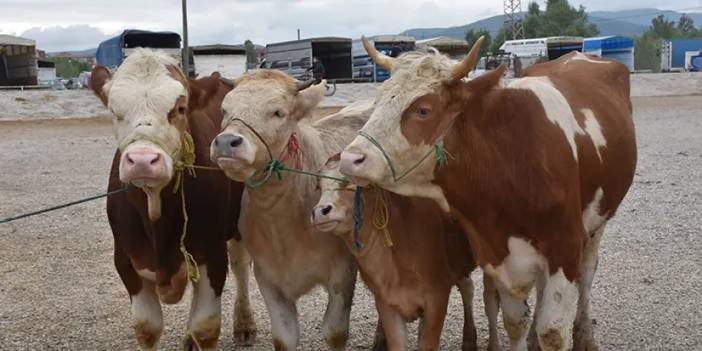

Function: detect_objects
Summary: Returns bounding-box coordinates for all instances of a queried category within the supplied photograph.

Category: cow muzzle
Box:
[121,147,171,187]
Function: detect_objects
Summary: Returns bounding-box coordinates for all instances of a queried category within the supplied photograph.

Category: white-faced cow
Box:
[90,49,256,350]
[209,69,373,350]
[311,157,501,351]
[340,37,636,351]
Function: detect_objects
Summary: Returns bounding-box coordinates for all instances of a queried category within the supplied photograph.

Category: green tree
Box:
[465,28,492,57]
[650,15,677,39]
[244,39,258,66]
[676,14,698,38]
[49,57,91,78]
[634,31,661,72]
[522,0,599,38]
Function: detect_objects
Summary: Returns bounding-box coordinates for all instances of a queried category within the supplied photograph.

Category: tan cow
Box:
[209,69,373,350]
[339,37,637,351]
[90,49,256,350]
[311,157,501,351]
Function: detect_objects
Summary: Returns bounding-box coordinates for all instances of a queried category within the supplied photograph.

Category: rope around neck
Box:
[357,131,452,183]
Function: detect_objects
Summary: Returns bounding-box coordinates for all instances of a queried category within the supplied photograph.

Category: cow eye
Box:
[178,106,187,114]
[274,110,286,118]
[417,107,431,118]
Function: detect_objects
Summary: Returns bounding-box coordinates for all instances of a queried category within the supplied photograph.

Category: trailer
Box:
[264,37,352,81]
[192,44,247,78]
[352,35,415,82]
[499,36,583,69]
[583,36,635,72]
[95,30,190,74]
[661,39,702,72]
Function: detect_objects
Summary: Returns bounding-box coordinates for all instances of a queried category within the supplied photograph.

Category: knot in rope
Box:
[247,159,285,188]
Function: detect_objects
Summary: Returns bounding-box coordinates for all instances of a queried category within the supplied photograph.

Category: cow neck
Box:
[245,125,317,212]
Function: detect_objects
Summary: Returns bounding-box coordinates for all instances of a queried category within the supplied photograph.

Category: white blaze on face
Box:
[342,53,456,210]
[509,77,585,161]
[214,76,325,182]
[581,109,607,163]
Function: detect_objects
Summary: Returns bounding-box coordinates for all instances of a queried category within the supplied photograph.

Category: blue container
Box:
[668,39,702,69]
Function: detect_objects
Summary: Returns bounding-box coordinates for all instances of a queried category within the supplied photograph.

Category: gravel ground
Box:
[0,95,701,350]
[1,72,700,120]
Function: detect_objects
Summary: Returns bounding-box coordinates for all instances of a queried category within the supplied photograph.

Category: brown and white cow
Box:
[339,37,637,350]
[311,157,500,351]
[90,49,256,350]
[209,69,372,350]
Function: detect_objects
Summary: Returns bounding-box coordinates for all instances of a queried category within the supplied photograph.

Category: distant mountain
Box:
[48,48,96,58]
[401,8,702,40]
[590,8,702,27]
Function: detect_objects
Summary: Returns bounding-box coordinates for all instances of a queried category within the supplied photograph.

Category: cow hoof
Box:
[234,329,257,347]
[461,342,479,351]
[182,335,195,351]
[573,337,598,351]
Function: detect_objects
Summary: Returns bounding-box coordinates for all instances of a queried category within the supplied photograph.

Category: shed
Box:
[264,37,352,80]
[192,44,247,78]
[352,35,415,82]
[0,34,38,86]
[37,60,56,83]
[583,36,635,72]
[416,36,469,59]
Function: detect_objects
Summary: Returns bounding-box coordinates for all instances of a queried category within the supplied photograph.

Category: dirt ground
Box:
[0,95,701,350]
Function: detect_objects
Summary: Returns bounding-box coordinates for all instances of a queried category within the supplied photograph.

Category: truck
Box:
[352,35,415,82]
[95,30,192,75]
[263,37,352,81]
[661,39,702,72]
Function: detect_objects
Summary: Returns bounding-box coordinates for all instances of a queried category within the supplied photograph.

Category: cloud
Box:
[1,0,700,52]
[20,25,115,52]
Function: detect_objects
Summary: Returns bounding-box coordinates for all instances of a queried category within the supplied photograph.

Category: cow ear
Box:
[464,64,506,95]
[293,80,326,119]
[90,66,111,106]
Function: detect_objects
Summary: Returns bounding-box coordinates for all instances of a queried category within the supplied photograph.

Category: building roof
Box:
[0,34,36,46]
[370,35,415,43]
[267,37,351,48]
[191,44,246,55]
[416,36,469,49]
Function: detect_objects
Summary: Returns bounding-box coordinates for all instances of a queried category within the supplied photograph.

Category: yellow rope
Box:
[172,131,200,284]
[370,186,393,248]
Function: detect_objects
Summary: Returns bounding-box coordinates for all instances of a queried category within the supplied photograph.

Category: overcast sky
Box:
[1,0,700,51]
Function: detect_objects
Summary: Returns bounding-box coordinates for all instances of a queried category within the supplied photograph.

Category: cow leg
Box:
[321,259,357,350]
[456,278,478,351]
[572,224,605,351]
[417,292,450,351]
[129,279,164,350]
[483,274,501,351]
[227,239,257,345]
[376,299,408,351]
[115,243,163,351]
[497,284,532,351]
[255,265,299,351]
[527,275,545,351]
[372,318,388,351]
[184,264,223,351]
[535,269,579,351]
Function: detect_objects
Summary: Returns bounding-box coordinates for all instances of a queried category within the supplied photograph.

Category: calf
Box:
[209,70,373,350]
[90,49,256,350]
[311,158,500,351]
[340,38,636,350]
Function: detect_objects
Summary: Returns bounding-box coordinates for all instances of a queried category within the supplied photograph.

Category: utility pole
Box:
[181,0,190,76]
[297,29,301,41]
[504,0,525,40]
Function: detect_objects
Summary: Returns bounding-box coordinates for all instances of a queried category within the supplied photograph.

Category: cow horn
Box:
[220,77,236,88]
[361,35,394,71]
[297,78,316,91]
[451,36,486,81]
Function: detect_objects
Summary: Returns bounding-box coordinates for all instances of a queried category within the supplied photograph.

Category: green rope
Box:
[246,158,348,189]
[357,131,453,183]
[0,185,135,225]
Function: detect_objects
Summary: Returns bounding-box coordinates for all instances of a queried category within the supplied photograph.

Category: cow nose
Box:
[125,151,161,166]
[340,151,367,173]
[214,133,243,156]
[321,205,333,215]
[122,150,167,183]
